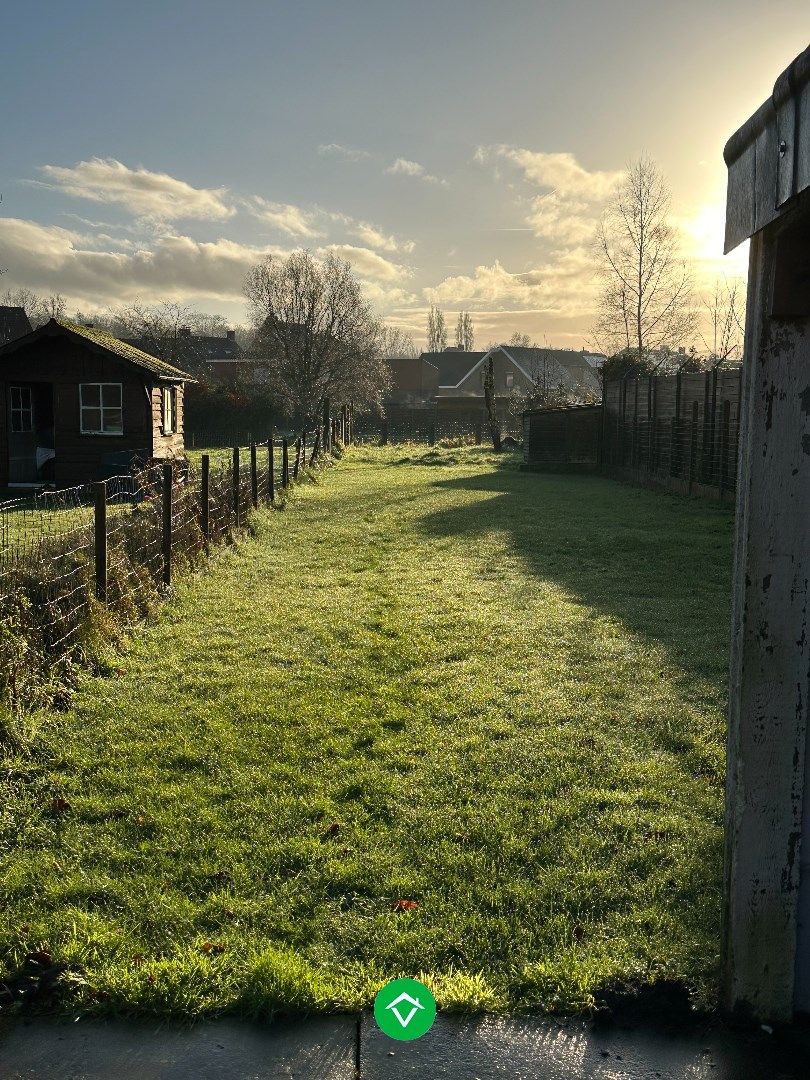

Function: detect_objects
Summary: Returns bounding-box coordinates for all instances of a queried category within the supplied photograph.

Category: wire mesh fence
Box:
[523,369,742,499]
[0,433,335,711]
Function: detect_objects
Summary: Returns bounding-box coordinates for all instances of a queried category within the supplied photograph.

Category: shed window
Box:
[80,383,123,434]
[10,386,33,432]
[162,386,177,434]
[505,371,515,389]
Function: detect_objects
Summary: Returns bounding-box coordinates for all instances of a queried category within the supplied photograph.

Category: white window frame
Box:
[162,386,177,435]
[79,382,123,435]
[9,385,34,433]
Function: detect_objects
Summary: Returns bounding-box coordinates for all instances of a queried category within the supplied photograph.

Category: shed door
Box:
[8,385,38,483]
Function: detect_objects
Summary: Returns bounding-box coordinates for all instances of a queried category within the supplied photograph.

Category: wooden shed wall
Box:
[0,337,177,486]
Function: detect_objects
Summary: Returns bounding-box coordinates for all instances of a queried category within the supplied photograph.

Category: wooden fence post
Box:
[268,434,275,503]
[293,437,302,479]
[309,428,321,466]
[687,400,699,494]
[162,460,173,587]
[232,446,240,530]
[250,442,258,509]
[428,422,436,447]
[718,399,731,499]
[671,370,683,477]
[200,454,210,552]
[322,397,331,454]
[93,480,107,603]
[282,438,289,487]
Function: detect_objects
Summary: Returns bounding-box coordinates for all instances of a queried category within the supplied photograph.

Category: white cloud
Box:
[425,249,599,320]
[476,146,622,247]
[0,216,286,307]
[37,158,235,222]
[316,244,410,282]
[487,147,622,200]
[317,143,371,161]
[248,197,323,238]
[385,158,448,186]
[327,213,415,254]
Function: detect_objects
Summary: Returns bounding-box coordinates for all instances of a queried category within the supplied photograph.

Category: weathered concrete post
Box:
[722,43,810,1022]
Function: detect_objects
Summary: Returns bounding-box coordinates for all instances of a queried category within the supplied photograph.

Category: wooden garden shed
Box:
[0,319,194,489]
[722,42,810,1021]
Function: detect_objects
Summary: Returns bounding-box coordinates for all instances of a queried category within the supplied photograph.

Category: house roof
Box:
[420,350,487,386]
[0,306,33,346]
[123,332,242,362]
[0,319,195,381]
[497,346,600,386]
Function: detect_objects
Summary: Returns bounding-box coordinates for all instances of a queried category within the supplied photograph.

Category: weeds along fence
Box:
[0,429,335,712]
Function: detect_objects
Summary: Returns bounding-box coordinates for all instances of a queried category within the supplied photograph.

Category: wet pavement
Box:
[1,1012,809,1078]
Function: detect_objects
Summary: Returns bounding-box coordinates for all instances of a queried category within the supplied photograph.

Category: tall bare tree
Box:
[426,305,447,352]
[244,250,389,421]
[591,157,696,360]
[701,277,745,365]
[455,311,475,351]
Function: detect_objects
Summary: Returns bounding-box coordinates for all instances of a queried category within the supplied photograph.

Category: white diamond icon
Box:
[385,991,425,1029]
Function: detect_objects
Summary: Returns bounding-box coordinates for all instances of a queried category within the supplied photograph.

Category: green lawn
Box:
[0,445,734,1018]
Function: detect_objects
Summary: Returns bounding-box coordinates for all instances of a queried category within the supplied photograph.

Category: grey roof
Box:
[499,346,600,386]
[724,42,810,251]
[0,319,195,381]
[420,350,487,386]
[0,306,33,346]
[123,333,242,362]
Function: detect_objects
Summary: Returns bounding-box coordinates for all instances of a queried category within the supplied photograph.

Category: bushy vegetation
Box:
[0,446,733,1018]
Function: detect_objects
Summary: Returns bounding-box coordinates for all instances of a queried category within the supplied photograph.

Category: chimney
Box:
[178,326,192,337]
[226,330,236,340]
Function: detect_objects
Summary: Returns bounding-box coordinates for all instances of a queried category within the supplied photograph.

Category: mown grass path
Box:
[0,446,734,1017]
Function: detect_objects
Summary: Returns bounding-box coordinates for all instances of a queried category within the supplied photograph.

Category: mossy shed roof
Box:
[0,318,196,382]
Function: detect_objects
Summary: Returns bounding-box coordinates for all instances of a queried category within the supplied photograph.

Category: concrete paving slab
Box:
[360,1012,810,1079]
[0,1016,358,1080]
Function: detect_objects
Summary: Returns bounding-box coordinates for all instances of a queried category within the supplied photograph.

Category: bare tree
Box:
[507,331,533,348]
[591,157,696,360]
[378,325,418,359]
[701,277,745,365]
[426,305,447,352]
[455,311,475,351]
[2,288,67,327]
[244,250,389,421]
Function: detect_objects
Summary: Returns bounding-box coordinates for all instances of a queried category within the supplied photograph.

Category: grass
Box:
[0,445,734,1018]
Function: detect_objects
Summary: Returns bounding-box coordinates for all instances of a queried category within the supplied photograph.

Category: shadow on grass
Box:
[418,462,735,692]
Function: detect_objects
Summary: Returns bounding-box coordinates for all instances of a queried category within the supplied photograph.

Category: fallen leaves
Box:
[393,899,418,912]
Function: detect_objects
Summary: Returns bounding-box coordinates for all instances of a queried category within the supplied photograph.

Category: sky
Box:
[0,1,807,350]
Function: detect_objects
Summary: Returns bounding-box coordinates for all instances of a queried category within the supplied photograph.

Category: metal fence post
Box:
[162,460,173,587]
[93,480,107,603]
[250,442,258,509]
[200,454,210,553]
[232,446,240,530]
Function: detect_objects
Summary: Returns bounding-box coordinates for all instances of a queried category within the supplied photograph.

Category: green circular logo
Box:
[373,978,437,1041]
